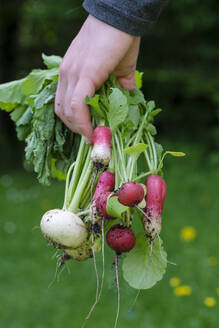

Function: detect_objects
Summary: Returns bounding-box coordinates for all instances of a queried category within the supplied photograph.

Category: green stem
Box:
[66,137,87,207]
[62,161,76,210]
[68,147,92,213]
[76,209,90,217]
[133,169,158,182]
[147,132,158,170]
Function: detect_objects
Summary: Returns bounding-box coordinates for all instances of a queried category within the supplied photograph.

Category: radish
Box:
[91,126,112,168]
[65,241,92,261]
[90,171,115,221]
[40,209,88,249]
[106,224,136,328]
[118,181,145,207]
[95,191,117,220]
[92,170,115,201]
[106,224,136,254]
[143,175,166,240]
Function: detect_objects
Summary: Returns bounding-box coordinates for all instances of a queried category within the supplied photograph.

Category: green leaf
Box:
[135,71,143,89]
[127,88,145,105]
[124,143,148,158]
[146,100,155,112]
[107,88,129,131]
[34,81,57,109]
[86,95,105,118]
[155,142,163,162]
[42,53,62,69]
[0,78,26,111]
[10,105,27,122]
[21,68,58,96]
[51,158,67,181]
[165,151,186,157]
[151,108,162,117]
[122,234,167,290]
[106,196,129,219]
[146,123,157,135]
[16,125,31,141]
[125,105,140,129]
[17,106,33,126]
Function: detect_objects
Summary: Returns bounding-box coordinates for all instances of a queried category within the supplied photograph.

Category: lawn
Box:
[0,143,218,328]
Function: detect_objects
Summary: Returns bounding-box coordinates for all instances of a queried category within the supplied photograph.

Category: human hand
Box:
[55,15,140,143]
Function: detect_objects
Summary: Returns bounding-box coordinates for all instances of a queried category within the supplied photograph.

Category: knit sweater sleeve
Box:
[83,0,167,36]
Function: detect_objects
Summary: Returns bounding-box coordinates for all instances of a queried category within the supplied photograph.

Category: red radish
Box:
[118,181,144,207]
[91,126,112,168]
[95,191,117,220]
[106,224,136,254]
[106,224,136,328]
[143,174,166,240]
[92,171,115,201]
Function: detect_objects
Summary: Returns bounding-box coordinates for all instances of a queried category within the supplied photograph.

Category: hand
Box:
[55,15,140,143]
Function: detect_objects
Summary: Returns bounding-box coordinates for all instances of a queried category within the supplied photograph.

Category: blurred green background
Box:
[0,0,219,327]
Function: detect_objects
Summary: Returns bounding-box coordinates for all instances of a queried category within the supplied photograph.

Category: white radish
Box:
[40,209,88,249]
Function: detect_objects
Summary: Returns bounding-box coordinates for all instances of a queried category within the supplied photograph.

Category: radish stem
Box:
[114,254,120,328]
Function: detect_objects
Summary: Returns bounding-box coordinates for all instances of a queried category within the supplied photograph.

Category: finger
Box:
[117,71,137,90]
[54,64,69,118]
[63,78,95,144]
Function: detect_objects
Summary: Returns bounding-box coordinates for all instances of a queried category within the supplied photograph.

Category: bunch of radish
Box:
[39,75,184,328]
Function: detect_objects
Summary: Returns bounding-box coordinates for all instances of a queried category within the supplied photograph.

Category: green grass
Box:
[0,146,219,328]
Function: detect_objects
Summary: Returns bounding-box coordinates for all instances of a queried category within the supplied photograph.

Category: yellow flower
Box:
[204,297,216,307]
[174,285,192,296]
[216,288,219,296]
[208,256,218,267]
[169,277,181,287]
[180,226,197,242]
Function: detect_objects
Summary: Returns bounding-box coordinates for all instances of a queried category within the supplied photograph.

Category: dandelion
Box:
[216,288,219,296]
[208,256,218,267]
[204,297,216,307]
[180,226,196,242]
[174,285,192,296]
[169,277,181,287]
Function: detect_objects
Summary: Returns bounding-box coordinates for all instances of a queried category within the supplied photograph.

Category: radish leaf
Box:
[107,88,129,131]
[106,196,129,219]
[122,234,167,289]
[124,143,148,158]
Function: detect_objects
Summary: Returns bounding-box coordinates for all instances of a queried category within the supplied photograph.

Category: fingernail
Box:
[83,135,90,145]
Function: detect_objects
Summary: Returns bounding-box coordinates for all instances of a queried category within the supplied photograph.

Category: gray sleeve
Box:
[82,0,167,36]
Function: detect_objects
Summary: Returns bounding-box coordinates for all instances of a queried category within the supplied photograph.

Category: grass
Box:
[0,144,219,328]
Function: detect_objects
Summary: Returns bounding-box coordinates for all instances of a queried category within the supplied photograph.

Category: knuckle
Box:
[70,98,80,111]
[59,61,69,77]
[64,111,73,123]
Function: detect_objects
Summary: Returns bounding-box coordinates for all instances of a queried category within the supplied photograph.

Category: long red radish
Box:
[92,171,115,201]
[143,174,166,240]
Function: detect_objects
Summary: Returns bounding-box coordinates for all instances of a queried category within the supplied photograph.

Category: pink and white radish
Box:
[40,209,88,249]
[91,126,112,168]
[118,181,145,207]
[143,174,166,240]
